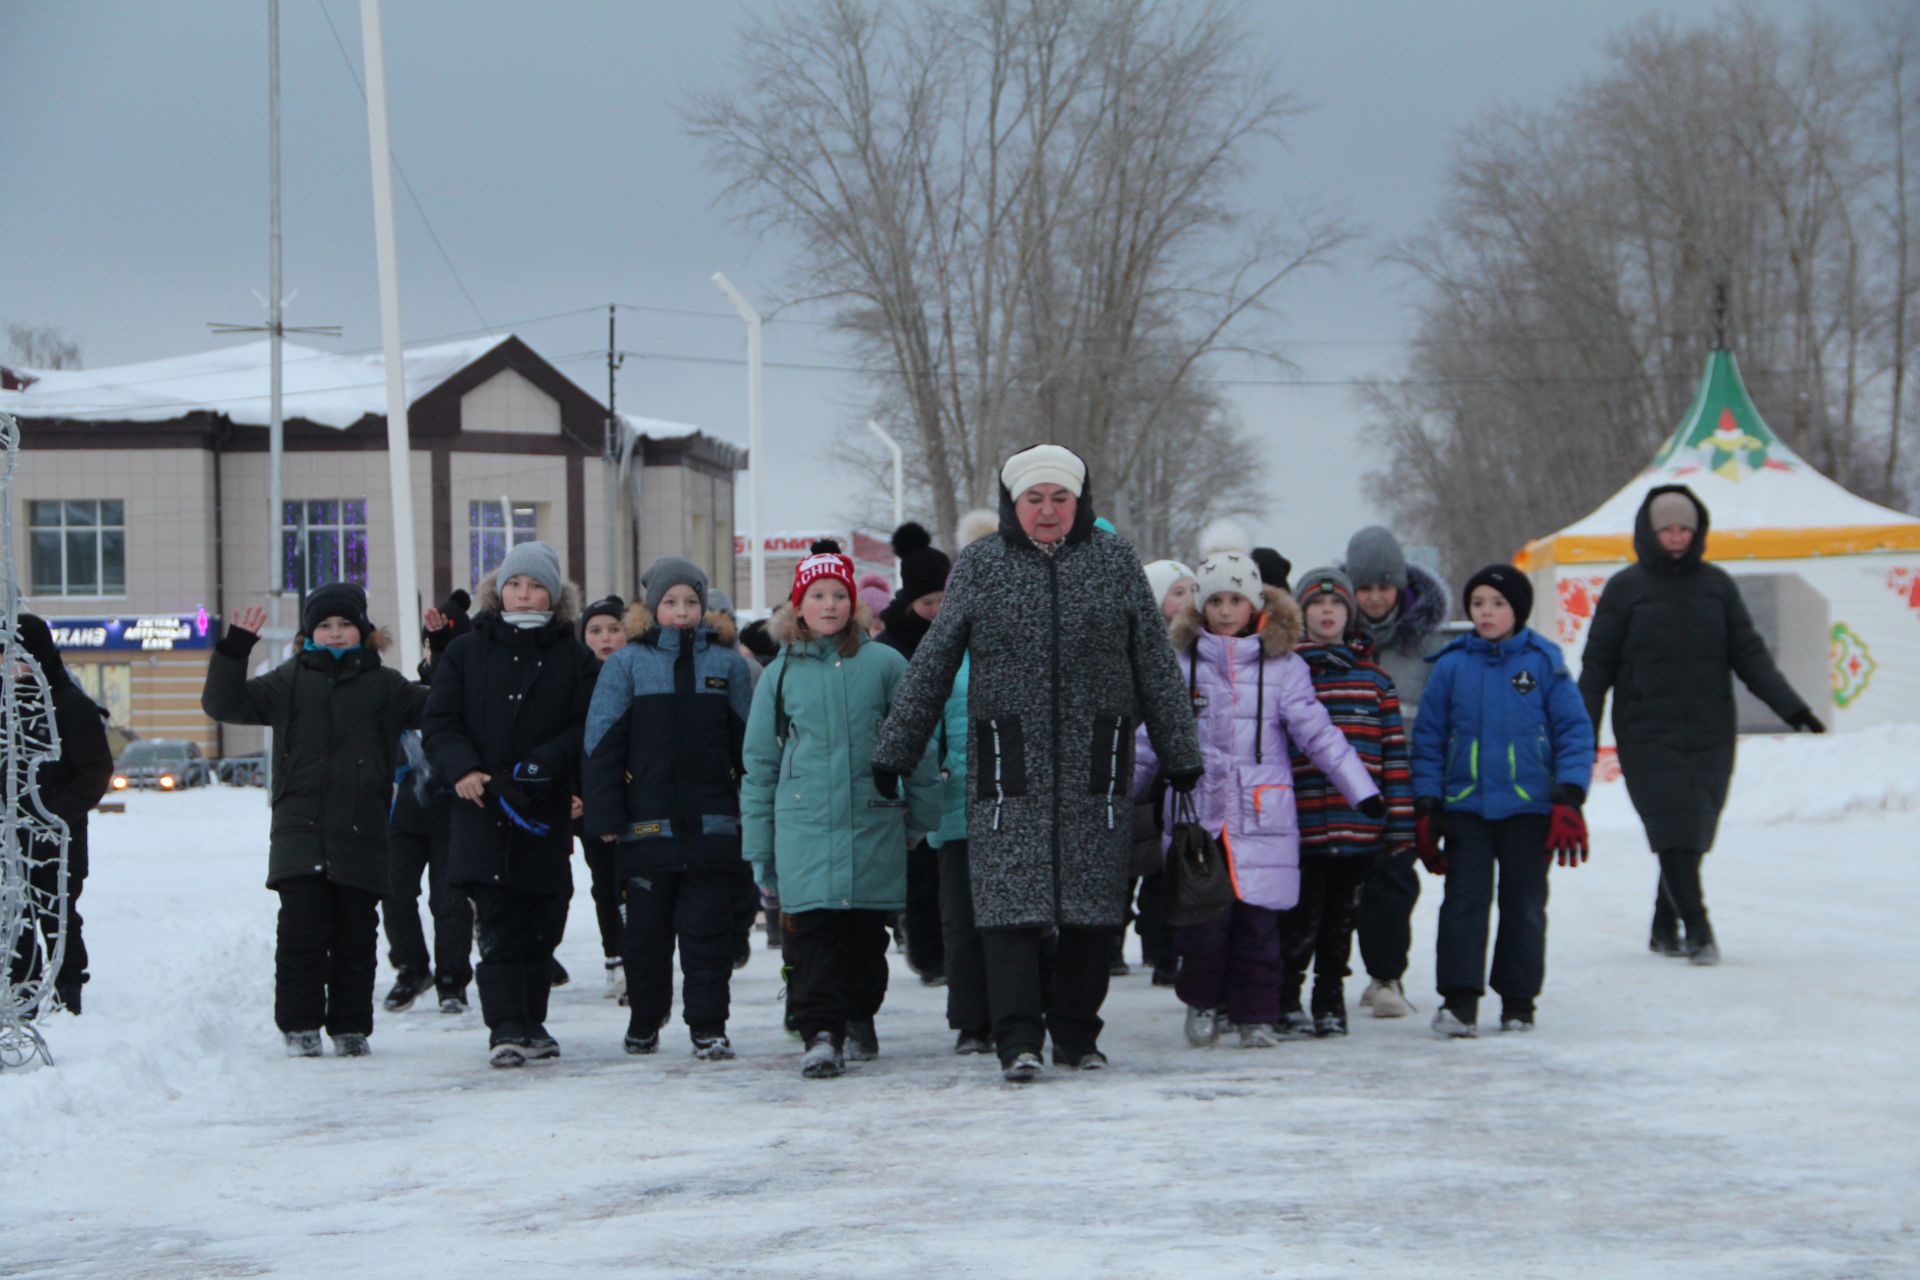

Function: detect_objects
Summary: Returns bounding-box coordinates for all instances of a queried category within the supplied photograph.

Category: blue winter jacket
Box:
[582,625,756,879]
[1411,627,1595,819]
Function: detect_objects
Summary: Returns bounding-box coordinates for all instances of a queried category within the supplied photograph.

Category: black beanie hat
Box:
[431,589,472,640]
[1463,564,1533,631]
[581,594,626,635]
[892,522,952,602]
[302,581,373,639]
[1250,547,1292,595]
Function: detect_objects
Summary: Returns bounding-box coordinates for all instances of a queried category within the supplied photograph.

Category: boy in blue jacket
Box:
[1411,565,1594,1037]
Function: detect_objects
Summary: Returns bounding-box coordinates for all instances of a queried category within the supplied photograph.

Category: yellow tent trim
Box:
[1516,523,1920,570]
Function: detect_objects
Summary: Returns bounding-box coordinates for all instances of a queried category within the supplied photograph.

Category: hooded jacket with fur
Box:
[203,622,427,896]
[1135,587,1379,911]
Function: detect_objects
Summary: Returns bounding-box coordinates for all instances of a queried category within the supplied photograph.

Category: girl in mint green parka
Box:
[740,542,940,1078]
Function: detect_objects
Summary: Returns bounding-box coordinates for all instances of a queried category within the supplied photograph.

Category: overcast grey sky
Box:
[2,0,1809,575]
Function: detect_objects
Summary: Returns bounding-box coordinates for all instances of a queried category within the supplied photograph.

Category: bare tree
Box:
[1362,9,1919,581]
[685,0,1347,545]
[5,323,82,370]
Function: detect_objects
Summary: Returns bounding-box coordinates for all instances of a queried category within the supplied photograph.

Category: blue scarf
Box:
[303,638,364,661]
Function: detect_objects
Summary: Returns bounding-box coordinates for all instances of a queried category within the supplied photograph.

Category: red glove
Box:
[1413,801,1446,876]
[1545,795,1588,868]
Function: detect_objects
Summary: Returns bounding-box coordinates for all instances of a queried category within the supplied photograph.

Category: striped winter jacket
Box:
[1292,639,1416,857]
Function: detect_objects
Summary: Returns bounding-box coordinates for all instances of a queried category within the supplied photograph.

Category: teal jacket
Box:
[740,611,942,913]
[926,656,970,849]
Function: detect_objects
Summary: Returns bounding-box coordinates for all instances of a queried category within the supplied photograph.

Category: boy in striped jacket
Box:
[1283,567,1416,1036]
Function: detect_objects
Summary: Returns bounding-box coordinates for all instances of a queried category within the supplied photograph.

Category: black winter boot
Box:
[1685,915,1720,966]
[1649,899,1685,957]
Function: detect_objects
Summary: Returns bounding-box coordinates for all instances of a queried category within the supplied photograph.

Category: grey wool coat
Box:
[872,469,1202,929]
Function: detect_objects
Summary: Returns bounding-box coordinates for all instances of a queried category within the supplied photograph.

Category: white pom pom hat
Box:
[1192,520,1264,604]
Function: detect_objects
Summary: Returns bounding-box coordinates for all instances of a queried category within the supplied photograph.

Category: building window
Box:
[469,500,538,585]
[282,500,369,595]
[27,500,125,597]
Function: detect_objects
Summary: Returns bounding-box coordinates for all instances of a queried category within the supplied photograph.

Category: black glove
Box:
[1168,767,1203,795]
[1356,794,1387,820]
[872,766,903,800]
[1790,709,1826,734]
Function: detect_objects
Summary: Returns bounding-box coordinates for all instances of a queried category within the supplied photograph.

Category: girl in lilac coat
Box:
[1136,528,1384,1049]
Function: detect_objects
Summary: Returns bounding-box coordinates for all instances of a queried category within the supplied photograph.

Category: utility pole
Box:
[606,304,625,595]
[711,273,764,615]
[359,0,423,676]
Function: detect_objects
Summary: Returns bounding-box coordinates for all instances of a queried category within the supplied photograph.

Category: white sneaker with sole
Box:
[603,963,626,1001]
[1363,978,1415,1018]
[1431,1007,1477,1039]
[1184,1005,1220,1047]
[1238,1023,1280,1049]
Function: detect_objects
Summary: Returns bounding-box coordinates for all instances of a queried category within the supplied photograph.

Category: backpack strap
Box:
[773,657,791,747]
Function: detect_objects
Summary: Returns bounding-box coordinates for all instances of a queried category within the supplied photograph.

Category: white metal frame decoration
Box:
[0,409,72,1071]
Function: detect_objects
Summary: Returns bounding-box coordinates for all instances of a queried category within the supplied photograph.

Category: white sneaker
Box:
[1237,1023,1280,1049]
[603,963,626,1001]
[1184,1005,1221,1047]
[1431,1007,1477,1039]
[1363,978,1415,1019]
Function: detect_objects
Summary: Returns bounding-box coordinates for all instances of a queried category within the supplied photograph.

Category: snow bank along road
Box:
[4,728,1917,1279]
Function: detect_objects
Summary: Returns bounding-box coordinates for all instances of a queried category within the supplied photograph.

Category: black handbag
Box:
[1163,789,1234,927]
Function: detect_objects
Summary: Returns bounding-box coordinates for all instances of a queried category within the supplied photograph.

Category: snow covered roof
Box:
[619,411,708,442]
[0,335,510,429]
[1521,350,1920,566]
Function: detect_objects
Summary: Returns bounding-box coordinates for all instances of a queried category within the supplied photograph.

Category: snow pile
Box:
[1588,722,1920,826]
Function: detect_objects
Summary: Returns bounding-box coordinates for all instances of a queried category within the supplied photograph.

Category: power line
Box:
[313,0,490,332]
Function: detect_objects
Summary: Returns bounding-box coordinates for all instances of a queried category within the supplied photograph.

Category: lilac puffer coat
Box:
[1135,587,1378,910]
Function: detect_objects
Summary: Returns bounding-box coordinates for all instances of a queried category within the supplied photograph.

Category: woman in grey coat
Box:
[872,444,1202,1081]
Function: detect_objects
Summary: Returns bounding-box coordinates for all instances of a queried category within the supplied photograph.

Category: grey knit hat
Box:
[642,556,709,613]
[497,540,563,605]
[707,588,736,617]
[1344,526,1408,591]
[1648,490,1701,532]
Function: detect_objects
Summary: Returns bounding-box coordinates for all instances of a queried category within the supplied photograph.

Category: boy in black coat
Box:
[201,583,429,1057]
[10,614,114,1015]
[423,543,598,1068]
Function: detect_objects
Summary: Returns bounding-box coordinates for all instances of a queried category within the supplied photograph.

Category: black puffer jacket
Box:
[872,461,1201,929]
[423,578,598,894]
[1578,485,1811,852]
[202,628,428,895]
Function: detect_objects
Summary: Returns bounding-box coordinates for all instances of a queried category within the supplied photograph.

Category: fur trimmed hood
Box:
[476,569,581,627]
[1169,585,1301,658]
[767,600,875,648]
[619,600,739,647]
[298,624,394,655]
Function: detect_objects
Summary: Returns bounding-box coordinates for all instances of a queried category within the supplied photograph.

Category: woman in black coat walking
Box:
[423,542,598,1068]
[1578,486,1822,964]
[10,614,114,1015]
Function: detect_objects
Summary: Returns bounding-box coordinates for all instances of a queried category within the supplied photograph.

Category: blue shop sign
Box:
[49,609,213,652]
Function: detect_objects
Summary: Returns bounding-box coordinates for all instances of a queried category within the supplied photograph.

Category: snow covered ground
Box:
[5,728,1918,1279]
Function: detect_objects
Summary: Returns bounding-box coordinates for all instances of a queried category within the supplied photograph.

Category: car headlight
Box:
[159,775,176,790]
[112,776,128,790]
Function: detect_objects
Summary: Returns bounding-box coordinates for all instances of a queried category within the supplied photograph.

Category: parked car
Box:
[215,755,266,788]
[111,739,212,792]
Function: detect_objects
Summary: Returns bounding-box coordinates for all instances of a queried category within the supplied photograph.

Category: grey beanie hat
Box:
[707,588,736,617]
[1345,525,1408,591]
[642,555,709,613]
[1648,490,1701,532]
[497,540,564,605]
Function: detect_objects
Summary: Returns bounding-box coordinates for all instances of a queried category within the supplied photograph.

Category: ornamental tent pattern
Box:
[1519,347,1920,735]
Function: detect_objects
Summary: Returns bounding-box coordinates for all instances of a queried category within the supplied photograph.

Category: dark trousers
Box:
[382,829,474,989]
[936,841,989,1033]
[783,908,892,1045]
[904,840,945,976]
[1174,902,1283,1025]
[581,838,625,962]
[730,862,760,955]
[1435,812,1551,1006]
[623,867,737,1037]
[1356,848,1421,982]
[1654,848,1707,932]
[273,875,380,1036]
[1132,870,1174,969]
[1280,856,1371,1012]
[469,884,568,1042]
[982,925,1113,1063]
[9,838,87,1004]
